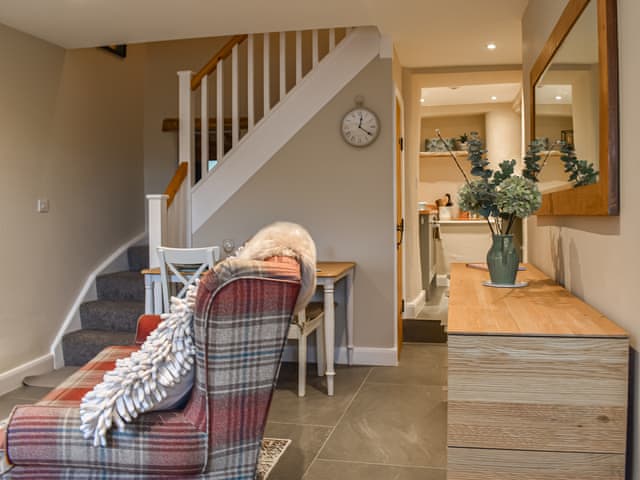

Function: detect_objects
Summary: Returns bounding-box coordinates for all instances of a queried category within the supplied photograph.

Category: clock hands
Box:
[358,125,373,136]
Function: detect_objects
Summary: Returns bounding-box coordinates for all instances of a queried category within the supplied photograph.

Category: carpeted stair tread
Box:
[96,271,144,302]
[80,300,144,332]
[127,245,149,273]
[62,330,136,366]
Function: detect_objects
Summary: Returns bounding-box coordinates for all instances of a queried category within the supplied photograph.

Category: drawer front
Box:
[448,335,628,454]
[448,447,625,480]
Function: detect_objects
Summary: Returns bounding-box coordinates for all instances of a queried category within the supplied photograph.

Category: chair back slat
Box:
[157,246,220,312]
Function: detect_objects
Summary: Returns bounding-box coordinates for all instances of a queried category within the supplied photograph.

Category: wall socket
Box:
[37,199,49,213]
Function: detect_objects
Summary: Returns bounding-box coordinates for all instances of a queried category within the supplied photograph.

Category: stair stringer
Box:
[191,27,382,232]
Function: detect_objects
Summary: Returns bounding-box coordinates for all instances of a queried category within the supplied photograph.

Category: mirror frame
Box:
[530,0,619,216]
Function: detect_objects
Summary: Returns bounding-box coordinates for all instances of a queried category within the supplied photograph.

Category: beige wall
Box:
[0,24,145,372]
[523,1,640,476]
[194,58,395,350]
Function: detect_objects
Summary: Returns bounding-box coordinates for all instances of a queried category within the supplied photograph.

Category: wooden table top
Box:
[447,263,628,338]
[142,261,355,279]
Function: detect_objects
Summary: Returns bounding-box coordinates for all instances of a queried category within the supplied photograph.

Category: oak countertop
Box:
[447,263,628,338]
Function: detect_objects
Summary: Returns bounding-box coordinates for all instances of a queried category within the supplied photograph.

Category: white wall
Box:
[0,24,145,373]
[523,0,640,476]
[194,58,395,350]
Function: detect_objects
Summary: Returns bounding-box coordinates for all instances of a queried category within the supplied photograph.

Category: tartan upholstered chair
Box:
[0,255,302,479]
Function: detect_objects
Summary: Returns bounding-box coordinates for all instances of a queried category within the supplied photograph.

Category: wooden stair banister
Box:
[164,162,188,208]
[191,35,248,91]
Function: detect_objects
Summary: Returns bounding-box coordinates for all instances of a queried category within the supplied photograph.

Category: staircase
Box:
[61,246,148,366]
[147,27,382,263]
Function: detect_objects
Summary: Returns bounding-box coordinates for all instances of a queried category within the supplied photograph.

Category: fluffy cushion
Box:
[237,222,317,314]
[79,285,197,447]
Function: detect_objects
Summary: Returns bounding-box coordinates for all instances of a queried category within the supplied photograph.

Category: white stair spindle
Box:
[329,28,336,51]
[312,29,319,67]
[247,34,255,129]
[263,33,270,115]
[177,70,193,246]
[295,31,302,84]
[200,74,208,178]
[216,61,224,164]
[232,44,239,147]
[279,31,286,100]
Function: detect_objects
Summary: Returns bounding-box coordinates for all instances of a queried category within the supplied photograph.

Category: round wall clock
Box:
[341,104,380,147]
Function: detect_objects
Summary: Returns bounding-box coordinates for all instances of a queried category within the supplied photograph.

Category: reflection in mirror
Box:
[534,0,599,194]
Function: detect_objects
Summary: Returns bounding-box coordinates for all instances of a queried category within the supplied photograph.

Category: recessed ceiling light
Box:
[420,98,425,103]
[487,43,497,50]
[491,96,497,101]
[555,95,563,100]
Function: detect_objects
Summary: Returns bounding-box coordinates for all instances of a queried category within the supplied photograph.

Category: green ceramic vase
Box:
[486,234,519,285]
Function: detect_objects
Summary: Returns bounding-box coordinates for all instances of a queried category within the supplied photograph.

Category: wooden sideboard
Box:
[447,263,629,479]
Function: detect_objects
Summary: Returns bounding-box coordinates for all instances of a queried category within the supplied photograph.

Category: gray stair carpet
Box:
[62,245,148,366]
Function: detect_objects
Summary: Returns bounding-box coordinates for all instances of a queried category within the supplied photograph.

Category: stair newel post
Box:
[147,194,168,269]
[177,70,193,247]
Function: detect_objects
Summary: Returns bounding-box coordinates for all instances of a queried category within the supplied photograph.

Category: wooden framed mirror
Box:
[530,0,619,215]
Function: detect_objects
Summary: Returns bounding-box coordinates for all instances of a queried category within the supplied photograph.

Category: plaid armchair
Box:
[0,256,301,479]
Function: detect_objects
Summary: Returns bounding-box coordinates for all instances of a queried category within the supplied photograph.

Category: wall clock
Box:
[341,97,380,147]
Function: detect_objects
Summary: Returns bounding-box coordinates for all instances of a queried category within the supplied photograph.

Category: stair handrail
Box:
[164,162,188,208]
[191,35,248,91]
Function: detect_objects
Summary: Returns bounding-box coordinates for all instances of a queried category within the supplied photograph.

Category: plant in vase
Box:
[436,129,598,286]
[456,133,469,151]
[436,129,541,286]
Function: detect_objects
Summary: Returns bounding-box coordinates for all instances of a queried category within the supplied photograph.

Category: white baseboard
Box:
[282,343,397,367]
[436,274,450,287]
[51,231,147,368]
[0,354,53,397]
[404,290,426,319]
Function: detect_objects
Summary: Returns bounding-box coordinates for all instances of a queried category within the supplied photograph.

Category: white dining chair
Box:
[288,302,326,397]
[156,246,220,313]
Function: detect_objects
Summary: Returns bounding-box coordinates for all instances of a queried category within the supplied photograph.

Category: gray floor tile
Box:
[264,422,332,480]
[268,363,371,427]
[23,367,79,388]
[319,383,447,468]
[368,344,447,386]
[304,459,446,480]
[4,386,52,402]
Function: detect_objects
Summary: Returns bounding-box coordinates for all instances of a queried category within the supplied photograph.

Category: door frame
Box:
[393,87,406,363]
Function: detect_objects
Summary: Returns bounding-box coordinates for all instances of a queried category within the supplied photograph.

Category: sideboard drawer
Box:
[448,447,625,480]
[448,334,628,454]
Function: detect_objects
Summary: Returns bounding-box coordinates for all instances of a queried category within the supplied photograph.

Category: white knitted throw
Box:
[79,285,197,447]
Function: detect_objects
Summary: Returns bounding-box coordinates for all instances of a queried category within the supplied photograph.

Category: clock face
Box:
[341,107,380,147]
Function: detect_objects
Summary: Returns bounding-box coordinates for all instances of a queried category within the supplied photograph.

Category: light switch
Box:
[37,199,49,213]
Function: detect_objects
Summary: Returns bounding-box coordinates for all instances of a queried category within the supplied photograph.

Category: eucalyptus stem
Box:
[506,213,516,235]
[436,129,472,186]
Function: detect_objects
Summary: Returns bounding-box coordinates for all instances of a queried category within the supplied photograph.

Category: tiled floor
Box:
[267,343,447,479]
[0,343,448,479]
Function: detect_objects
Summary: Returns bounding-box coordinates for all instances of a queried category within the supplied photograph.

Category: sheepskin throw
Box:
[79,285,197,447]
[237,221,317,314]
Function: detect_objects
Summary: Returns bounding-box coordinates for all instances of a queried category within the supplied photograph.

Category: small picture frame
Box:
[101,45,127,58]
[561,129,574,145]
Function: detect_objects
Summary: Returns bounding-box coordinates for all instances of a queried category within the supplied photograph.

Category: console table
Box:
[447,263,629,479]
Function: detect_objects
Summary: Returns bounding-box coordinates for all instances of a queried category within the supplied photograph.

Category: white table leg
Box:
[346,270,354,366]
[153,280,163,314]
[144,276,153,314]
[323,282,336,396]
